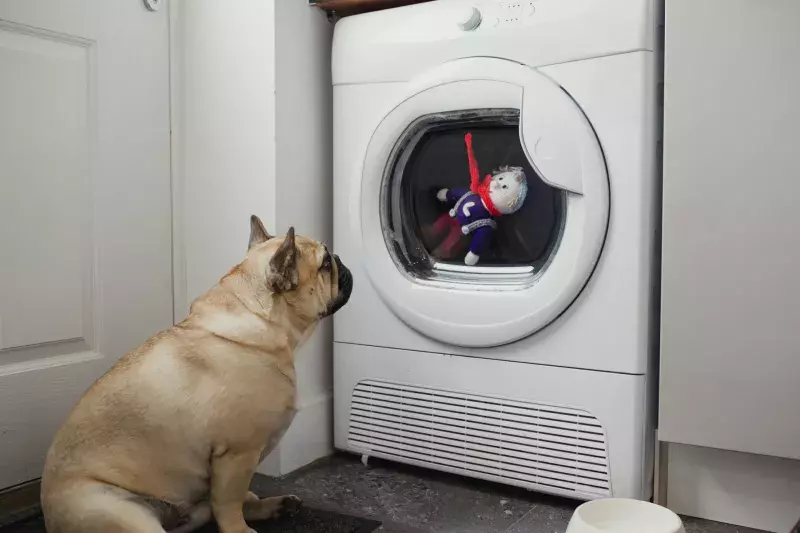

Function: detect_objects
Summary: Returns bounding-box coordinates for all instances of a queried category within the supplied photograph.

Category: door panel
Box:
[0,24,91,352]
[0,0,172,488]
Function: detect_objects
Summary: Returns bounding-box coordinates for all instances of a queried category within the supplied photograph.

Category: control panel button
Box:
[456,6,482,31]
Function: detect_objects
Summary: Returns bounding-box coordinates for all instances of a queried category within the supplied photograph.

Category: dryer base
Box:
[334,342,654,501]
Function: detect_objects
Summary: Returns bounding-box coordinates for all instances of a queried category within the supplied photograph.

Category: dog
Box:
[41,215,353,533]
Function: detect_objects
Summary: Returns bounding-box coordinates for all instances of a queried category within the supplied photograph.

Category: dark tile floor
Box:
[252,454,769,533]
[0,454,768,533]
[2,507,380,533]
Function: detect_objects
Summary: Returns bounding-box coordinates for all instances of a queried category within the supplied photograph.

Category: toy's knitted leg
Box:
[431,212,452,237]
[421,212,452,249]
[432,224,468,260]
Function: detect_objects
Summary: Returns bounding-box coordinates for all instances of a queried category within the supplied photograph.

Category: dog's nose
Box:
[324,254,352,317]
[333,254,352,295]
[333,254,347,276]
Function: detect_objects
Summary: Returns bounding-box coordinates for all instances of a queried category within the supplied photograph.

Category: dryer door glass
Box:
[359,59,609,346]
[384,109,566,287]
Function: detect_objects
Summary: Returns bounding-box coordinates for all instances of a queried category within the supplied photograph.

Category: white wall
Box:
[171,0,277,314]
[172,0,334,476]
[270,0,335,475]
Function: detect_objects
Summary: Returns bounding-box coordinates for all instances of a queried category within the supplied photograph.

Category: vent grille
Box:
[347,380,612,498]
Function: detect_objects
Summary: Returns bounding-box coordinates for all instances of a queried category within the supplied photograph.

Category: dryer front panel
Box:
[359,58,609,347]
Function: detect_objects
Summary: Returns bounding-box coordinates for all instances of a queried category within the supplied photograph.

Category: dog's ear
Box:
[249,215,272,250]
[268,227,298,292]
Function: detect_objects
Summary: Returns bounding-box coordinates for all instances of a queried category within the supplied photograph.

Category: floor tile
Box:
[682,515,770,533]
[252,455,539,532]
[374,524,429,533]
[0,453,771,533]
[503,499,577,533]
[252,454,771,533]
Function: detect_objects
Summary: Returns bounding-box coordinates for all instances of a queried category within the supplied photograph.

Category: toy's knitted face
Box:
[488,166,528,215]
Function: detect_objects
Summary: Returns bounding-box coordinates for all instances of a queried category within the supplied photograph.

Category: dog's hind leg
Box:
[242,491,302,521]
[167,502,212,533]
[44,483,167,533]
[209,450,262,533]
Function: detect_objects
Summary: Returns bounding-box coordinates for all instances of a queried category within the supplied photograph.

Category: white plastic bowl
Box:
[566,498,686,533]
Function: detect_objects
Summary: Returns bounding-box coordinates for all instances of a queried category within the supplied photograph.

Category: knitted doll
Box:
[426,133,529,266]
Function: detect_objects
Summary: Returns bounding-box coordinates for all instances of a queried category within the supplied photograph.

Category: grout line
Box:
[503,503,537,532]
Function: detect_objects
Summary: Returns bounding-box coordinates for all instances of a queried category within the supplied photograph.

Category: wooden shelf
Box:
[312,0,432,16]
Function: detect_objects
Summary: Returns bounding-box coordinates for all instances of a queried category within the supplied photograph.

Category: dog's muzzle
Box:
[325,254,352,317]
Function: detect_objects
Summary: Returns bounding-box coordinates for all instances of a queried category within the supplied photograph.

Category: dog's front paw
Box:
[277,495,302,518]
[221,526,256,533]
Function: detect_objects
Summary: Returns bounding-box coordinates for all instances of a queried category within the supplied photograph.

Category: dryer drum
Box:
[383,109,567,286]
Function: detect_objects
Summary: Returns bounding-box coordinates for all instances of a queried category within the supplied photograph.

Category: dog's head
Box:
[243,215,352,327]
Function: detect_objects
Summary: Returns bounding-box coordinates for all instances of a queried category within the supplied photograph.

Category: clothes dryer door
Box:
[360,57,608,347]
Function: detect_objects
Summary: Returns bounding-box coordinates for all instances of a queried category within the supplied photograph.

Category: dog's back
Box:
[42,309,296,533]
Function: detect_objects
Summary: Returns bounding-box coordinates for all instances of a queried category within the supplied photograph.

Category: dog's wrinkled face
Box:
[245,215,352,324]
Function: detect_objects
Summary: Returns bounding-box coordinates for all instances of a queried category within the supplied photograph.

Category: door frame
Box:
[169,0,187,322]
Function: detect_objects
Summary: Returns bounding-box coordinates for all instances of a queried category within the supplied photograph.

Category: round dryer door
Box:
[360,57,608,347]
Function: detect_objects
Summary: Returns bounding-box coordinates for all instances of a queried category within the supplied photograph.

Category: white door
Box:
[0,0,173,489]
[360,58,608,347]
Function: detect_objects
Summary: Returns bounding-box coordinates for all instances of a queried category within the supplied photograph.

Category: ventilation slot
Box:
[348,380,612,499]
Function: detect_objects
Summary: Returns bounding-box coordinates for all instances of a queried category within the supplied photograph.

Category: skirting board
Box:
[257,394,334,477]
[666,443,800,532]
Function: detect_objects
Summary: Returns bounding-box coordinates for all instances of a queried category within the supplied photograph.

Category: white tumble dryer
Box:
[332,0,662,501]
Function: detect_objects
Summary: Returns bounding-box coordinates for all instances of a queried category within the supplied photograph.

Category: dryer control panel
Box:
[476,1,538,29]
[332,0,658,85]
[458,0,602,31]
[453,1,538,31]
